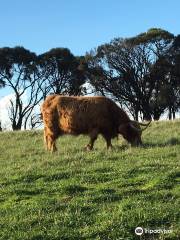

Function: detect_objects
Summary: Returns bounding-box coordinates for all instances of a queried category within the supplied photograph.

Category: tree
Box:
[164,35,180,119]
[86,28,174,120]
[0,47,45,130]
[29,113,42,129]
[38,48,86,97]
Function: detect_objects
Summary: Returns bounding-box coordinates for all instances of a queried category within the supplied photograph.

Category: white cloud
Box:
[0,93,14,130]
[0,92,28,130]
[0,91,43,130]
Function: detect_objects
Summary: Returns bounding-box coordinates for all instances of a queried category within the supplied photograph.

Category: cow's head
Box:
[118,121,151,146]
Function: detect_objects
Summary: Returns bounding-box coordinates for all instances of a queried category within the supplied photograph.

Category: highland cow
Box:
[41,95,150,152]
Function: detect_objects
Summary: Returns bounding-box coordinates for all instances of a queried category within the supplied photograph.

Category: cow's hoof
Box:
[84,145,93,151]
[107,145,113,151]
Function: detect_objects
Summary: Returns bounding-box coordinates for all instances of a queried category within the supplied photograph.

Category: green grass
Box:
[0,120,179,240]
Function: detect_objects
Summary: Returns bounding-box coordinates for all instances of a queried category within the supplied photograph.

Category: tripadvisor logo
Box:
[135,227,143,236]
[135,226,173,236]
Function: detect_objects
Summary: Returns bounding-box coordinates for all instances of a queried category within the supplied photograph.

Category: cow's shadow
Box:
[110,137,180,151]
[141,137,180,149]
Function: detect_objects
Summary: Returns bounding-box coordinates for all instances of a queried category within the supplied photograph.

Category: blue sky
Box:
[0,0,180,56]
[0,0,180,124]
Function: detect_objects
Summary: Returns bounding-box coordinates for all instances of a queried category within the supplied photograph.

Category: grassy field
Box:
[0,120,179,240]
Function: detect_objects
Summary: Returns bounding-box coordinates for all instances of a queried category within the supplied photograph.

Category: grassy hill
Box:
[0,120,179,240]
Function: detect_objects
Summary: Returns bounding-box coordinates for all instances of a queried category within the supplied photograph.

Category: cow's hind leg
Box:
[44,126,58,152]
[44,126,48,150]
[47,134,57,152]
[86,129,98,151]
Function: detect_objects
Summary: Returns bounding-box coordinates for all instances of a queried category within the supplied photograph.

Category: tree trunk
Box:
[143,111,152,121]
[132,110,139,121]
[12,125,21,130]
[153,114,160,121]
[12,118,22,130]
[134,109,139,121]
[168,107,172,120]
[172,107,176,119]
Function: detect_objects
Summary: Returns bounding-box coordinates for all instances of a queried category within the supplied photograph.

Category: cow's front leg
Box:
[102,134,113,150]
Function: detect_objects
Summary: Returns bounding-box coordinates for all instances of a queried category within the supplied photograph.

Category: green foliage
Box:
[86,28,179,121]
[0,121,179,239]
[39,48,86,95]
[0,46,87,130]
[0,47,41,130]
[128,28,174,45]
[0,46,37,78]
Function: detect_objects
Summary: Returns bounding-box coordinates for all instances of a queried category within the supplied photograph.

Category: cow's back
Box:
[56,96,115,135]
[41,95,130,137]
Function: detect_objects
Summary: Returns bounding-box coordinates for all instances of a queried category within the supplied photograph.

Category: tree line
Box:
[0,28,179,130]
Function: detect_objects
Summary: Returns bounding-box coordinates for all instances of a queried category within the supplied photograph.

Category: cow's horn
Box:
[131,120,151,131]
[132,120,151,126]
[129,123,142,132]
[140,120,151,131]
[138,120,151,127]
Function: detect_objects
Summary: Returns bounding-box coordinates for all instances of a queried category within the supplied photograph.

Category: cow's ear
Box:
[118,124,127,135]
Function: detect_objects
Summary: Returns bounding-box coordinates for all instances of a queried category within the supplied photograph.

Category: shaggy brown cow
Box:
[41,95,150,152]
